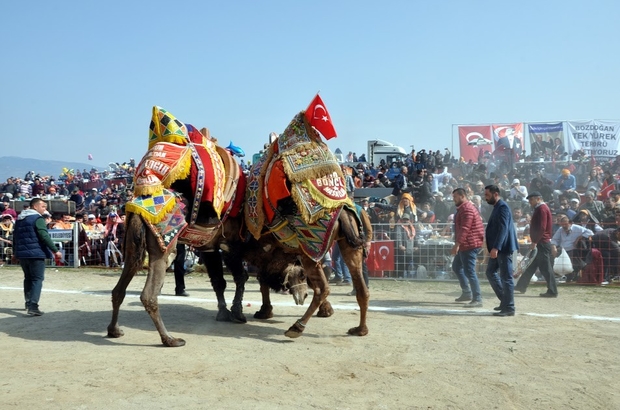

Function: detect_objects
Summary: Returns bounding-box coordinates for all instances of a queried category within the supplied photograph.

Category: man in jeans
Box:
[451,188,485,307]
[13,198,62,316]
[514,191,557,297]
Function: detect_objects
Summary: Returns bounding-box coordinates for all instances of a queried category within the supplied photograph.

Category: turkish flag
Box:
[304,94,337,139]
[367,241,394,276]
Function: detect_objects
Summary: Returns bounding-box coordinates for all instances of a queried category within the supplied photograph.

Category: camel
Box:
[245,108,373,338]
[106,190,248,347]
[107,107,251,347]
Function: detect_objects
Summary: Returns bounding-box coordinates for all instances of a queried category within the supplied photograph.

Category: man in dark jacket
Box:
[13,198,62,316]
[484,185,519,316]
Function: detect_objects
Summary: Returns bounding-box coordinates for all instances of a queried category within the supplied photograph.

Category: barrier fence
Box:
[2,220,618,285]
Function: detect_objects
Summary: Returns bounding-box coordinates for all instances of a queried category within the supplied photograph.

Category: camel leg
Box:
[254,281,274,319]
[107,213,145,339]
[285,257,329,338]
[202,250,236,322]
[107,261,139,338]
[141,248,186,347]
[308,275,334,317]
[224,250,247,323]
[340,240,369,336]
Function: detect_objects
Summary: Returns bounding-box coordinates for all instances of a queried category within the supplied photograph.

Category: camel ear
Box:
[200,127,210,139]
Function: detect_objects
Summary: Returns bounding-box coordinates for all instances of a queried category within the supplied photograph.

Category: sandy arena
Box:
[1,267,619,409]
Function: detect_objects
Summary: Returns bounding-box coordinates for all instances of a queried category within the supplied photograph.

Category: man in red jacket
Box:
[515,191,557,297]
[451,188,485,307]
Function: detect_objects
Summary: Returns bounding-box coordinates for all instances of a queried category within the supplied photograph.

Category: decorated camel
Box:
[106,107,264,347]
[246,95,372,338]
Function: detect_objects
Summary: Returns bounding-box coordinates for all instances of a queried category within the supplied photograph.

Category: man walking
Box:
[451,188,485,307]
[484,185,519,317]
[515,192,557,297]
[13,198,62,316]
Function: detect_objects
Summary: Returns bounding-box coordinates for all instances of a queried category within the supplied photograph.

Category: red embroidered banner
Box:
[458,125,493,163]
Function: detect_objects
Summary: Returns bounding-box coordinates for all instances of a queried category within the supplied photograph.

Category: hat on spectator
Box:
[3,193,12,200]
[109,212,118,217]
[1,214,13,220]
[400,213,411,221]
[88,214,96,219]
[561,169,571,176]
[585,191,595,198]
[91,188,98,192]
[526,191,542,199]
[570,198,580,204]
[512,179,520,185]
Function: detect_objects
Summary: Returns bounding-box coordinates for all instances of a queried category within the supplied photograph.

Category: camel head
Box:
[283,264,308,306]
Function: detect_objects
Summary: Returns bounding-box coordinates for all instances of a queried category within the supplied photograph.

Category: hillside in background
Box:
[0,157,106,182]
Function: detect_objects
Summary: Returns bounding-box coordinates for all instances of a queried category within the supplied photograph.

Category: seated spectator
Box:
[574,209,603,233]
[432,191,451,223]
[579,191,604,222]
[1,197,18,220]
[551,216,594,281]
[84,213,105,264]
[509,179,528,202]
[599,197,617,228]
[394,213,416,278]
[590,228,620,283]
[0,214,14,266]
[553,169,577,202]
[104,211,124,267]
[31,178,46,197]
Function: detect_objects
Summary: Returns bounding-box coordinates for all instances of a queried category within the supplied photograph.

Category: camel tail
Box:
[340,208,365,249]
[123,212,147,274]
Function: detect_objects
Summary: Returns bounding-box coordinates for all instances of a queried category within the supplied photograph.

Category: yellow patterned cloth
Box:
[148,106,189,149]
[125,189,178,224]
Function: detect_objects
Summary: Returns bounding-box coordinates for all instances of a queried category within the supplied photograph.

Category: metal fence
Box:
[1,224,122,269]
[363,221,619,285]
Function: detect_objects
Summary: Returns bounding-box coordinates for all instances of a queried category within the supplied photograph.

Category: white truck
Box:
[367,139,408,167]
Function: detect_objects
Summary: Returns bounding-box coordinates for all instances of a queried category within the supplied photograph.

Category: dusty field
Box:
[1,266,619,410]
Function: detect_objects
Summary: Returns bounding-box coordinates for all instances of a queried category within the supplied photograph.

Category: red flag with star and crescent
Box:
[304,94,337,139]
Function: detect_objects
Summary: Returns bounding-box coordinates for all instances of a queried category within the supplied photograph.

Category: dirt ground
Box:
[1,266,619,410]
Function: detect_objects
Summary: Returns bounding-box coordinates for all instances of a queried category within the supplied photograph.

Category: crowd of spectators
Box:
[0,161,135,267]
[2,149,620,284]
[343,147,620,284]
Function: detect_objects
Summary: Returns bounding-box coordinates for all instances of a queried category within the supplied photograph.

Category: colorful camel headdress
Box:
[129,106,230,224]
[245,96,351,240]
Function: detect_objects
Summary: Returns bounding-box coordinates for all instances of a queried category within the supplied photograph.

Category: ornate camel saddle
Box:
[245,112,352,261]
[126,106,245,251]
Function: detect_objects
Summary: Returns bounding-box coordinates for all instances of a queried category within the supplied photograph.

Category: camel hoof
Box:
[107,326,124,338]
[231,306,247,324]
[216,308,233,322]
[284,320,305,338]
[317,301,334,317]
[254,307,274,319]
[231,312,247,324]
[284,327,303,338]
[162,337,186,347]
[347,326,369,336]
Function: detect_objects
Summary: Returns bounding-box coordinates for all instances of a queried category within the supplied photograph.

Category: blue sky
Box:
[2,0,619,170]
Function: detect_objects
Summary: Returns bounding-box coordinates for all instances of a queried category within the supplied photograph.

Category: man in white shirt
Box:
[550,216,594,281]
[509,179,528,202]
